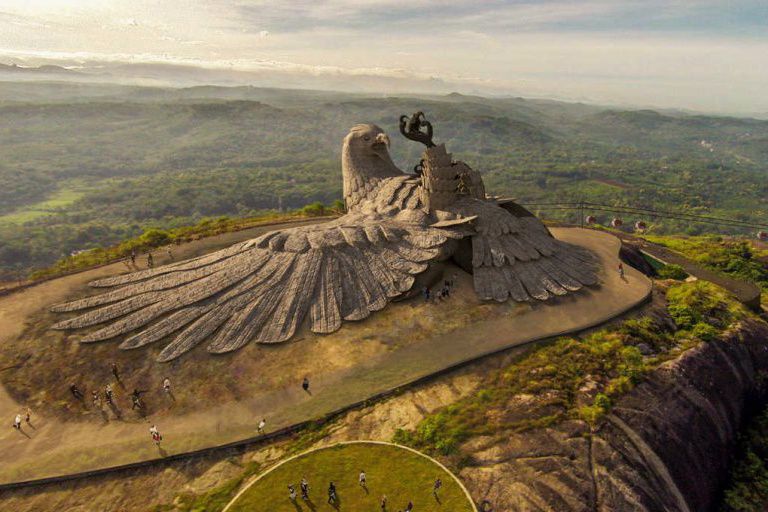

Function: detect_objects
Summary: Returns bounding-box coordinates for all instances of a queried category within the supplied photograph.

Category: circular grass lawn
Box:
[226,442,476,512]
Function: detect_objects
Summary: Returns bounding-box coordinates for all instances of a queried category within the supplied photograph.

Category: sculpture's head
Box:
[342,123,402,210]
[343,124,391,160]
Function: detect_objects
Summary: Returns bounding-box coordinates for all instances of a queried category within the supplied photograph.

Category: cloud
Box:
[0,1,766,113]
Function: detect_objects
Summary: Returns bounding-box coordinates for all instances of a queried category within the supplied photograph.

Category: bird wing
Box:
[51,213,463,362]
[446,197,599,302]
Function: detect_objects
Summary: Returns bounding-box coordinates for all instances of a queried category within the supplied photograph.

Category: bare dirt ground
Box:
[0,226,650,484]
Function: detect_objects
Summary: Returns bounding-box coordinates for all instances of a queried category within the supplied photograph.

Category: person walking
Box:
[300,477,310,501]
[13,414,22,430]
[302,376,310,393]
[359,469,367,488]
[257,418,266,434]
[288,483,297,501]
[69,383,84,400]
[111,362,120,382]
[149,424,162,445]
[405,501,413,511]
[130,248,137,266]
[131,388,146,410]
[380,495,388,510]
[147,252,154,268]
[24,407,31,425]
[328,481,337,504]
[618,262,625,279]
[162,377,172,395]
[92,390,101,409]
[433,477,442,497]
[105,383,114,405]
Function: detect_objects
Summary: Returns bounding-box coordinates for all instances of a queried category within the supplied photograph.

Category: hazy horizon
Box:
[1,1,767,115]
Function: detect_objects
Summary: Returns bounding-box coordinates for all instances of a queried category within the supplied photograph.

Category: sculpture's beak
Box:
[374,133,390,147]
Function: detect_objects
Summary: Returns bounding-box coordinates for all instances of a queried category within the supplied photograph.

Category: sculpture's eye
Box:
[363,135,371,141]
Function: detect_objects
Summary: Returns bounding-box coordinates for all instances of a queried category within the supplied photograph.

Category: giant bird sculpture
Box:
[51,116,598,362]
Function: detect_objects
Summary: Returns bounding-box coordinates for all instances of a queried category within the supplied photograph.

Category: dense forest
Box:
[1,81,767,280]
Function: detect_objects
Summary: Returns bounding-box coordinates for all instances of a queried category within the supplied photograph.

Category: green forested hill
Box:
[0,81,767,279]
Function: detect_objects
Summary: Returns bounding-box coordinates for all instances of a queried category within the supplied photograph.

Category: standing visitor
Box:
[69,383,84,400]
[149,424,162,445]
[328,481,337,504]
[288,483,297,501]
[111,362,121,382]
[105,383,114,405]
[13,414,22,430]
[257,418,266,434]
[24,407,31,425]
[433,477,442,497]
[380,495,388,510]
[359,469,367,488]
[92,390,101,409]
[162,377,172,395]
[131,388,146,410]
[618,262,625,278]
[302,376,310,393]
[147,252,154,268]
[300,477,310,501]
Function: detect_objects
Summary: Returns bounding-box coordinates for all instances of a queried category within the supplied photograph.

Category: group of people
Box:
[423,274,458,303]
[9,353,181,448]
[128,248,175,269]
[288,471,443,510]
[68,363,174,417]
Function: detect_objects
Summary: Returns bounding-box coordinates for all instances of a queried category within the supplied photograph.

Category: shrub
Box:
[691,322,719,342]
[657,263,688,280]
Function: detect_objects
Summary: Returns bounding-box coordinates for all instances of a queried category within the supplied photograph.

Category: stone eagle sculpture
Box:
[51,116,598,362]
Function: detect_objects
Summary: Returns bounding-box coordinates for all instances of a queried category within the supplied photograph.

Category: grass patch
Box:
[226,443,473,512]
[0,182,89,225]
[645,235,768,292]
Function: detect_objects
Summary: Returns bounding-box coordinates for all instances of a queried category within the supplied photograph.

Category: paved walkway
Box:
[614,232,762,310]
[0,227,651,484]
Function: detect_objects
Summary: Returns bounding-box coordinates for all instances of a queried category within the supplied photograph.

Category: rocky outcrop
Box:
[462,319,768,511]
[620,242,657,277]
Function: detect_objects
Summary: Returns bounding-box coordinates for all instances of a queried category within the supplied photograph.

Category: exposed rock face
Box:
[620,242,657,277]
[461,319,768,511]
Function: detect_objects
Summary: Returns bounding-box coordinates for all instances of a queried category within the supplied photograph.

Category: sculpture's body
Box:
[52,120,598,362]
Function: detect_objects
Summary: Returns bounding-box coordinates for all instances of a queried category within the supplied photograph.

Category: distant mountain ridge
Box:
[0,79,766,279]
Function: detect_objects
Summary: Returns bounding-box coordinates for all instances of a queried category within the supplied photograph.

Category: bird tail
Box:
[470,219,599,302]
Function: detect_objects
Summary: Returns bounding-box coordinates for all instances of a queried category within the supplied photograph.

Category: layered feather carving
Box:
[52,217,460,361]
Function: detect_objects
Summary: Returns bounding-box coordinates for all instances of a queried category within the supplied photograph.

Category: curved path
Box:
[614,231,762,310]
[0,227,651,485]
[223,441,477,512]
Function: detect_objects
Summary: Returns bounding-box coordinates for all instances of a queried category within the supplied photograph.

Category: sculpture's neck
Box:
[342,146,402,209]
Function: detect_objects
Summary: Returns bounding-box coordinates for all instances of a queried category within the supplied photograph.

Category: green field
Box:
[227,443,474,512]
[0,182,88,225]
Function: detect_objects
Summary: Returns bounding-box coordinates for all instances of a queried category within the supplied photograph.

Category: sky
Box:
[1,0,767,113]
